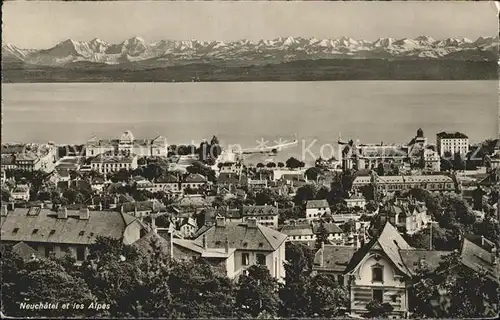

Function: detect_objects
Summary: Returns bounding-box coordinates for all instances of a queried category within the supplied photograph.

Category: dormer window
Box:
[372,264,384,283]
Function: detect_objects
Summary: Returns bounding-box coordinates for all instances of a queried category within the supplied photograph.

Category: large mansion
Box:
[85,130,168,157]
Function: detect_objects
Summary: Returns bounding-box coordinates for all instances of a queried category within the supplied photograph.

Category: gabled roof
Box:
[193,221,287,251]
[312,222,343,234]
[314,245,357,273]
[345,222,413,276]
[12,241,42,261]
[242,205,278,217]
[279,224,314,237]
[121,200,166,213]
[184,173,207,183]
[459,238,500,283]
[1,208,139,245]
[217,173,241,185]
[399,249,450,275]
[306,199,329,209]
[155,174,180,183]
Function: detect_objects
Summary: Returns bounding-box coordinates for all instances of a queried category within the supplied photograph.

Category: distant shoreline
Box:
[2,59,497,82]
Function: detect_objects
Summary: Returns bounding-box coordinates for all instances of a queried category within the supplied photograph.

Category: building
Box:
[313,222,499,318]
[312,221,344,243]
[120,200,166,218]
[90,153,138,174]
[280,222,315,242]
[219,161,243,174]
[306,199,331,221]
[193,217,287,280]
[423,148,441,172]
[178,217,198,239]
[181,173,208,190]
[272,168,306,181]
[352,173,455,193]
[436,131,469,158]
[85,130,168,157]
[154,174,182,193]
[1,205,142,263]
[341,141,408,171]
[11,185,30,201]
[241,205,279,229]
[379,198,430,235]
[344,194,367,210]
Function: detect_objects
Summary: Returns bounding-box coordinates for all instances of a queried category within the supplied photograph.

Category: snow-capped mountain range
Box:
[3,35,498,67]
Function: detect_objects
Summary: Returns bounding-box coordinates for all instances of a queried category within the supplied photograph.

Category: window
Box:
[76,247,86,261]
[242,252,250,266]
[373,289,384,303]
[391,295,397,303]
[79,231,85,236]
[257,253,266,265]
[44,245,54,257]
[372,265,384,283]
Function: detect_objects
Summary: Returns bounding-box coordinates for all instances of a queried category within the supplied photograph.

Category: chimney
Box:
[247,217,258,228]
[319,242,324,267]
[98,202,103,211]
[481,236,485,247]
[216,216,225,227]
[225,236,229,254]
[492,247,498,265]
[202,234,207,249]
[79,207,90,220]
[58,207,68,219]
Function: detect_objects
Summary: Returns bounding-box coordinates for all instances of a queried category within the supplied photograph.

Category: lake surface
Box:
[2,81,498,164]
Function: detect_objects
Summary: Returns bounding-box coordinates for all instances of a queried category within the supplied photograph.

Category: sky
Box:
[2,1,499,49]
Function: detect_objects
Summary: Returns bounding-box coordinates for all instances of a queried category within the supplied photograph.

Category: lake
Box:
[1,81,498,164]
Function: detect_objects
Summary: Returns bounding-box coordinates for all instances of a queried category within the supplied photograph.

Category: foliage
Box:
[294,184,318,205]
[305,166,322,181]
[285,157,305,169]
[186,161,216,183]
[315,220,330,251]
[365,300,394,318]
[308,274,349,317]
[236,265,280,318]
[411,251,500,318]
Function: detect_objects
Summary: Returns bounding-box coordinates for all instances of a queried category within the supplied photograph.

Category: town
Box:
[1,128,499,319]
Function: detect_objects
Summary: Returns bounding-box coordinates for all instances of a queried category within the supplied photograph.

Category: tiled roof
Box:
[132,231,171,257]
[217,173,240,185]
[242,205,278,217]
[1,155,16,166]
[173,238,235,258]
[121,200,166,213]
[1,207,138,245]
[12,241,42,260]
[279,224,314,236]
[12,185,29,193]
[459,238,499,283]
[194,221,287,252]
[399,249,450,275]
[306,199,329,209]
[155,175,180,183]
[314,245,357,273]
[184,173,207,183]
[312,222,343,234]
[15,153,39,162]
[437,131,468,139]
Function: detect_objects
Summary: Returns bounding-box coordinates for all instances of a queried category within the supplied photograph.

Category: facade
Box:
[85,130,168,157]
[423,148,441,172]
[179,217,198,238]
[154,175,182,193]
[306,199,331,221]
[181,173,208,190]
[352,173,455,193]
[379,198,430,235]
[193,217,287,281]
[11,185,30,201]
[90,153,138,174]
[1,205,142,263]
[342,142,408,171]
[344,194,367,209]
[219,161,243,174]
[241,205,279,229]
[436,131,469,158]
[120,200,166,218]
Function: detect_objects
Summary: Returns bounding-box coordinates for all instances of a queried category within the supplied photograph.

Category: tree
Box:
[168,258,236,318]
[236,265,280,318]
[315,220,329,251]
[186,161,216,183]
[256,163,265,169]
[305,167,321,181]
[411,251,500,318]
[308,274,349,317]
[365,300,394,318]
[341,219,356,234]
[255,189,278,206]
[266,162,276,168]
[294,184,318,205]
[1,188,11,202]
[376,162,385,176]
[277,162,285,168]
[15,258,97,318]
[366,200,378,213]
[285,157,302,169]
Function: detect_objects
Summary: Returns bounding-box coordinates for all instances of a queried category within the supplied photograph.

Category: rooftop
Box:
[306,199,329,209]
[437,131,469,139]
